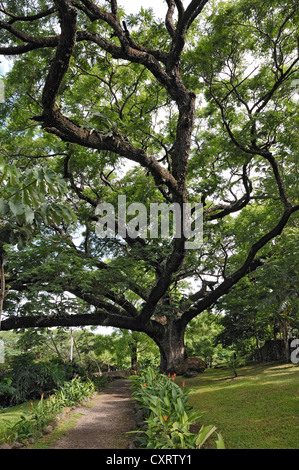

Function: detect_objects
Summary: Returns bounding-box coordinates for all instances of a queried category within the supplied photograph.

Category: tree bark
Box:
[131,345,138,370]
[255,336,263,362]
[151,321,188,374]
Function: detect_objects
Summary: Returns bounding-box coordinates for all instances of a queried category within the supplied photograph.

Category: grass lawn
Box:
[0,399,85,448]
[177,362,299,449]
[0,401,34,428]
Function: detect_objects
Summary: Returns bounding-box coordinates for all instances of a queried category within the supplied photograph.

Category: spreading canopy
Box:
[0,0,298,370]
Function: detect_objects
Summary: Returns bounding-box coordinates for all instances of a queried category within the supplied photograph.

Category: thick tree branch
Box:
[0,312,137,331]
[182,205,299,325]
[74,0,168,62]
[174,0,185,18]
[167,0,209,70]
[42,0,77,112]
[264,152,293,209]
[0,312,166,341]
[65,284,139,318]
[165,0,176,37]
[0,6,56,24]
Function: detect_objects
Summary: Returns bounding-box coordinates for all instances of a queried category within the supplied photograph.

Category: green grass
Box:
[0,398,94,448]
[0,400,36,428]
[26,412,84,449]
[177,362,299,449]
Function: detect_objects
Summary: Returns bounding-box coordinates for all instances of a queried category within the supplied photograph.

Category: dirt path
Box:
[51,379,137,449]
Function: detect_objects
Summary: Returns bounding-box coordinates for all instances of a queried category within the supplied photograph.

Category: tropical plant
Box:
[0,376,95,445]
[130,367,224,449]
[0,353,84,406]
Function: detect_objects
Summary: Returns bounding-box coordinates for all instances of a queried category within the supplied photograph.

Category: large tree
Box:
[0,0,298,372]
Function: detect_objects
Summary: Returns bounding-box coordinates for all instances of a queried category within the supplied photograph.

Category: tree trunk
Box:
[90,353,102,376]
[153,321,187,374]
[48,330,63,360]
[131,345,138,370]
[255,335,263,362]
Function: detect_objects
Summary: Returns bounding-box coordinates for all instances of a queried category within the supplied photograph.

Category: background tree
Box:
[217,226,299,361]
[0,0,298,372]
[185,311,225,367]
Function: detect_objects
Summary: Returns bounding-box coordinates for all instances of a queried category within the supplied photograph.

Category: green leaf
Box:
[60,205,77,223]
[0,198,9,215]
[215,433,225,449]
[37,180,47,196]
[8,199,25,216]
[33,168,44,182]
[44,169,57,185]
[195,425,218,448]
[57,176,67,194]
[15,213,25,225]
[24,208,35,224]
[21,188,32,207]
[26,185,41,209]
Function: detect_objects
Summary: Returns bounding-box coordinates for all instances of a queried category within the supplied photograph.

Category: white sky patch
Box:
[120,0,167,17]
[0,58,12,76]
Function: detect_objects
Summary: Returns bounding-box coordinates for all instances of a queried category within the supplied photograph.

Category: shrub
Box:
[0,414,36,444]
[0,376,95,445]
[0,354,85,406]
[130,367,224,449]
[92,374,109,391]
[9,354,50,404]
[53,375,95,408]
[0,378,16,408]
